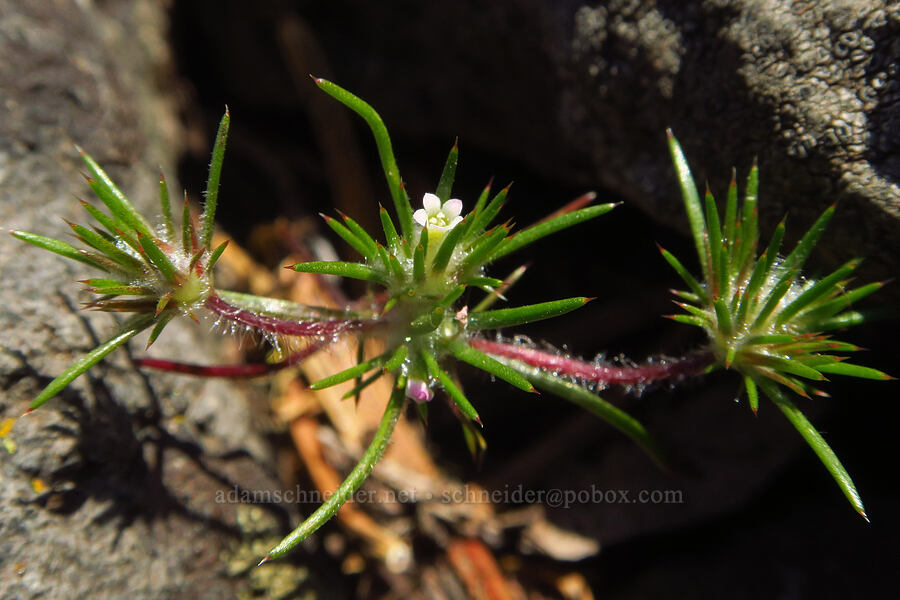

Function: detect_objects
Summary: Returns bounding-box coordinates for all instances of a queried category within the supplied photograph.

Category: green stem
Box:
[260,378,407,564]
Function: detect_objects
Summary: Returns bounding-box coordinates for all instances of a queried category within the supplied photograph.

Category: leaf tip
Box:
[257,555,272,567]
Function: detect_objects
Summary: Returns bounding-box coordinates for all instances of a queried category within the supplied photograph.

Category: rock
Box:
[286,0,900,280]
[0,2,290,597]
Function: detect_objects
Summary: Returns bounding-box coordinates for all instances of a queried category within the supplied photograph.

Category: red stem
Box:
[204,293,370,338]
[469,338,715,385]
[136,342,322,378]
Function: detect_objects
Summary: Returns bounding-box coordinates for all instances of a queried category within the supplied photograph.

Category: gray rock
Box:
[294,0,900,280]
[0,2,288,597]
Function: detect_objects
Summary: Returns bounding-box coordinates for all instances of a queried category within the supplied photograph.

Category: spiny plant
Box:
[10,78,890,565]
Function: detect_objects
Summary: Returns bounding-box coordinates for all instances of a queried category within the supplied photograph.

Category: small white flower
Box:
[413,193,463,233]
[406,378,433,403]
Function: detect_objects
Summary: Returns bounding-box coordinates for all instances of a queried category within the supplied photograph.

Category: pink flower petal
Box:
[406,378,433,403]
[443,199,463,219]
[422,193,441,215]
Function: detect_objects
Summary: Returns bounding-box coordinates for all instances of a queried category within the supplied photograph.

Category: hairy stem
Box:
[205,293,370,338]
[135,342,323,378]
[469,339,715,385]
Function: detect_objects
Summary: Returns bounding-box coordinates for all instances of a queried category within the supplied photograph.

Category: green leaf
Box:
[493,203,617,260]
[664,314,706,327]
[467,297,590,330]
[762,218,786,273]
[11,230,109,272]
[472,180,492,216]
[421,349,480,424]
[465,185,509,241]
[159,174,174,240]
[339,211,379,259]
[472,264,528,313]
[147,312,175,348]
[322,214,374,260]
[659,246,709,303]
[447,340,535,393]
[745,375,759,413]
[735,252,770,325]
[437,285,467,309]
[313,78,413,239]
[459,225,509,273]
[379,205,401,255]
[431,217,469,272]
[800,282,884,324]
[704,187,723,294]
[737,160,759,269]
[776,259,860,326]
[181,196,194,255]
[713,298,733,336]
[382,345,409,373]
[761,380,867,519]
[308,348,392,390]
[815,362,893,381]
[751,271,798,329]
[206,240,229,272]
[781,205,834,274]
[78,200,140,254]
[435,140,458,202]
[817,311,866,331]
[201,110,230,250]
[413,244,425,282]
[289,261,388,284]
[66,222,146,272]
[724,170,738,260]
[261,376,406,563]
[465,276,504,289]
[80,150,154,239]
[138,234,178,283]
[509,360,666,467]
[752,354,826,381]
[28,322,148,411]
[387,249,405,281]
[667,131,709,279]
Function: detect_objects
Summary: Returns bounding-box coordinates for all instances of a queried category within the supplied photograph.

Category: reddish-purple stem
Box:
[470,338,715,385]
[205,293,369,338]
[136,342,323,378]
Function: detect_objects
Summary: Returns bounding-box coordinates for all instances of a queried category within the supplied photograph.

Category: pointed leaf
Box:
[431,218,468,272]
[448,340,535,393]
[313,78,413,239]
[435,140,458,202]
[159,174,174,240]
[11,231,109,271]
[667,131,709,278]
[261,377,406,562]
[762,381,866,519]
[29,323,147,411]
[815,362,893,380]
[493,203,617,260]
[289,261,388,284]
[80,150,153,238]
[467,297,590,330]
[508,360,666,467]
[201,109,230,249]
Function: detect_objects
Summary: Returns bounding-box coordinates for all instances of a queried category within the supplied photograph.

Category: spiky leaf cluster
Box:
[289,79,617,425]
[661,131,891,517]
[10,113,232,411]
